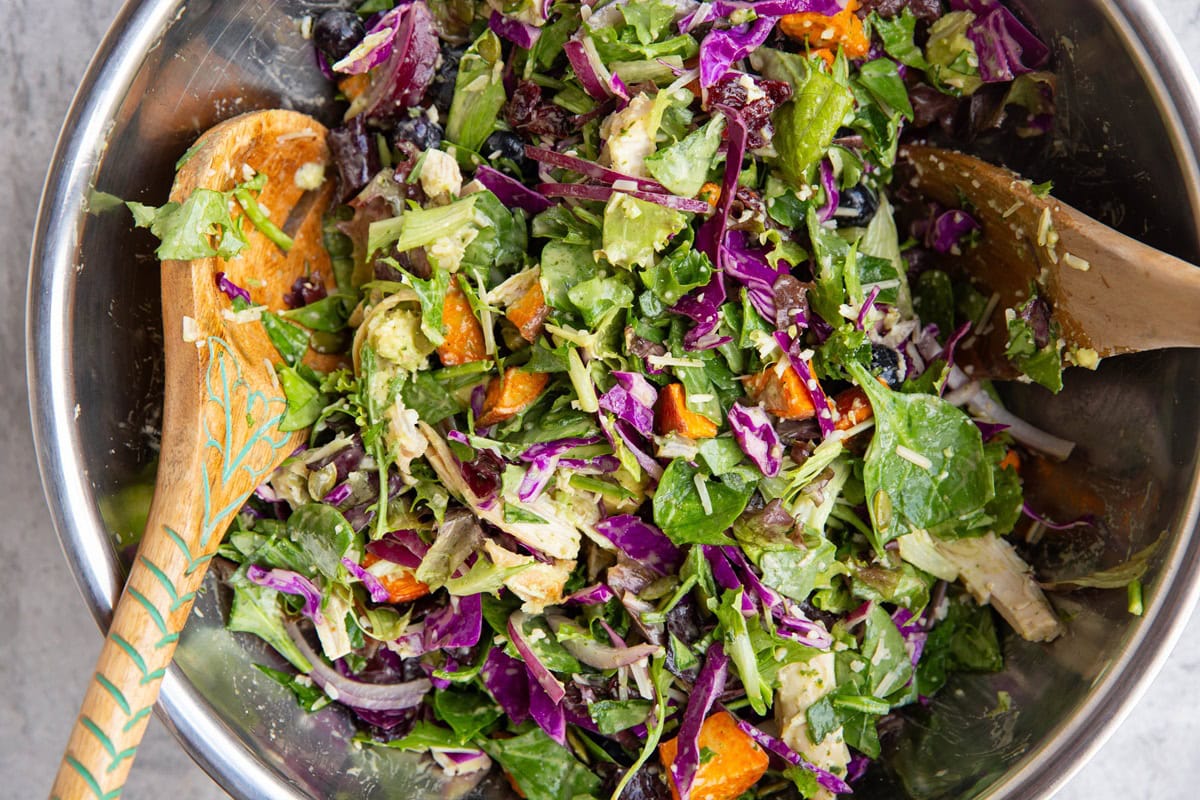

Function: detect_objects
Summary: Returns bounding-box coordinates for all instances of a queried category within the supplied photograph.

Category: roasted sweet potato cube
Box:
[360,553,431,603]
[833,386,872,431]
[477,367,549,426]
[436,276,488,366]
[656,383,718,439]
[744,365,819,420]
[506,280,549,342]
[659,711,770,800]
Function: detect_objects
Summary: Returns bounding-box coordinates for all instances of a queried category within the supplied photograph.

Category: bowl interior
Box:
[30,0,1200,798]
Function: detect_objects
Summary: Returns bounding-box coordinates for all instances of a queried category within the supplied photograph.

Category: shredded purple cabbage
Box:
[669,643,730,800]
[488,11,542,49]
[728,403,784,477]
[474,164,553,214]
[481,648,530,725]
[340,557,391,604]
[215,271,251,304]
[247,566,324,624]
[595,515,684,575]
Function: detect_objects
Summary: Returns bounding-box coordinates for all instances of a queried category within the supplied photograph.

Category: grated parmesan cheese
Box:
[693,473,713,515]
[895,445,933,470]
[648,354,704,369]
[1063,253,1091,272]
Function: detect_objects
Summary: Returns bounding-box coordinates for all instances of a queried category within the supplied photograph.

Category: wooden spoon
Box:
[900,144,1200,377]
[51,109,334,800]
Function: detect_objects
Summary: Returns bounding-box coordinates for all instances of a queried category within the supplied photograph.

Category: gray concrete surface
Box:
[3,1,1199,798]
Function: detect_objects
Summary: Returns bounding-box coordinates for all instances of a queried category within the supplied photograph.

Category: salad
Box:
[127,0,1145,797]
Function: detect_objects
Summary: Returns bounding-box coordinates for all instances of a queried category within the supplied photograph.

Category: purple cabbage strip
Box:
[366,529,428,569]
[594,515,684,575]
[488,11,542,49]
[929,209,981,254]
[331,7,403,74]
[508,616,566,703]
[564,38,620,102]
[527,671,568,744]
[215,272,251,304]
[818,159,840,223]
[698,17,776,89]
[474,164,553,215]
[425,593,484,649]
[481,648,530,725]
[723,546,783,612]
[774,331,836,437]
[518,457,559,503]
[844,600,873,629]
[598,372,659,436]
[730,714,853,795]
[671,273,729,351]
[246,566,324,624]
[538,181,711,213]
[703,547,756,614]
[340,557,391,604]
[558,454,621,472]
[603,415,664,481]
[938,320,974,394]
[856,285,881,331]
[973,419,1011,441]
[715,0,841,15]
[696,107,749,269]
[323,482,353,506]
[1021,502,1096,531]
[565,583,616,605]
[520,436,603,462]
[525,145,667,192]
[891,607,928,669]
[349,1,439,122]
[960,3,1051,83]
[723,231,789,323]
[728,403,783,477]
[669,643,730,800]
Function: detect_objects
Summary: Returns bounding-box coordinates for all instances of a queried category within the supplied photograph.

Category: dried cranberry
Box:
[461,449,504,499]
[728,185,766,229]
[708,73,793,149]
[772,274,809,329]
[505,80,573,139]
[284,272,328,308]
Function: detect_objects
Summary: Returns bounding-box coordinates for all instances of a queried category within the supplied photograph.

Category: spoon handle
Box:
[50,334,297,800]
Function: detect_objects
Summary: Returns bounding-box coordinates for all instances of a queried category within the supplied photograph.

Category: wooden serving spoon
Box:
[51,109,334,800]
[900,144,1200,377]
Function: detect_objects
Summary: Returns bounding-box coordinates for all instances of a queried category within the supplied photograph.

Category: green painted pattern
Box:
[72,334,289,799]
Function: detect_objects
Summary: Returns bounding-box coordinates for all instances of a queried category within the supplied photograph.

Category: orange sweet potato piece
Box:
[477,367,549,426]
[437,276,488,366]
[656,383,718,439]
[360,553,431,604]
[780,0,869,60]
[659,711,770,800]
[833,386,872,431]
[698,182,722,207]
[744,365,819,420]
[506,280,550,342]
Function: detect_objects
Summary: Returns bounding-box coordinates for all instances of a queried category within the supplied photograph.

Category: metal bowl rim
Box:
[26,0,1200,798]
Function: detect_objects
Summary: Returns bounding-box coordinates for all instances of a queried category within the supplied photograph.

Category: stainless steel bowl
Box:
[27,1,1200,798]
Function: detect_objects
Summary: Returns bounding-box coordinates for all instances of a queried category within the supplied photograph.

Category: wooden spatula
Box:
[900,144,1200,376]
[51,109,334,800]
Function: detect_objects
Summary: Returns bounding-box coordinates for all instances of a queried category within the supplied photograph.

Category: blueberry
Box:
[833,184,879,228]
[482,130,533,178]
[393,115,443,151]
[870,344,903,389]
[313,10,366,64]
[429,44,466,115]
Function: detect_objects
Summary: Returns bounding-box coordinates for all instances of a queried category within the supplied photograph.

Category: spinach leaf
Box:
[462,190,527,272]
[588,699,653,734]
[277,365,325,431]
[1004,298,1064,393]
[857,59,915,120]
[281,292,354,332]
[913,269,955,340]
[540,242,597,312]
[255,664,332,711]
[567,274,635,328]
[759,539,839,603]
[653,459,754,545]
[485,726,602,800]
[398,370,462,424]
[916,597,1003,696]
[261,311,310,367]
[847,361,993,548]
[433,687,503,740]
